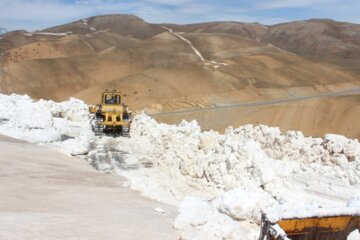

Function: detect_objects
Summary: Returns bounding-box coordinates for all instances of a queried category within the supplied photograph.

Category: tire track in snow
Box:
[88,138,153,173]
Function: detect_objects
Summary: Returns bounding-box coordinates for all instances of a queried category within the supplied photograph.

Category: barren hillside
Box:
[1,14,359,137]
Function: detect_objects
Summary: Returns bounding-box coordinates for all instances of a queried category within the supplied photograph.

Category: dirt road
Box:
[151,87,360,117]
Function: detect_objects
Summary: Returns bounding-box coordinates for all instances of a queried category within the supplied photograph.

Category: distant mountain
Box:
[164,21,268,39]
[44,14,164,39]
[1,14,360,138]
[167,19,360,59]
[265,19,360,58]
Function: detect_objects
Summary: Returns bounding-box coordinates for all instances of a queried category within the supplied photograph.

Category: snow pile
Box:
[173,188,274,240]
[0,93,93,155]
[1,94,360,239]
[174,196,254,240]
[212,188,276,223]
[107,114,360,202]
[348,230,360,240]
[98,113,360,239]
[174,187,360,240]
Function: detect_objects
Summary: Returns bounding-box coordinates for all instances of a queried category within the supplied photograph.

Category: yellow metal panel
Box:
[278,216,352,233]
[89,105,97,113]
[90,90,131,135]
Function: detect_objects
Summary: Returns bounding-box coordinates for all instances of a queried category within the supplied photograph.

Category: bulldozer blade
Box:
[259,213,360,240]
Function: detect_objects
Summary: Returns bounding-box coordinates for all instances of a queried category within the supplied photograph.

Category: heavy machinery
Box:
[89,89,132,136]
[259,213,360,240]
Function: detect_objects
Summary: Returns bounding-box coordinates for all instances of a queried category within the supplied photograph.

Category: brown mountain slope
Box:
[175,19,360,77]
[3,31,198,99]
[265,19,360,59]
[156,94,360,139]
[45,14,163,39]
[164,21,268,39]
[1,14,360,138]
[171,19,360,59]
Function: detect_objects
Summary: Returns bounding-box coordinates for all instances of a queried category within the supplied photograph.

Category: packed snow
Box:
[81,18,96,32]
[29,31,73,36]
[1,93,360,240]
[0,93,93,155]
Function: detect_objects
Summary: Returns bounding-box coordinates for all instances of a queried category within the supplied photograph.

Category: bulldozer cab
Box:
[102,91,122,105]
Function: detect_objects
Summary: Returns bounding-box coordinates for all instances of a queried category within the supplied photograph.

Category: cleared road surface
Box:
[0,135,178,240]
[151,87,360,117]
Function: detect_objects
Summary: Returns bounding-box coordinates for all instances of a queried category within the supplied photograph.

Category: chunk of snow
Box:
[212,187,276,223]
[0,93,93,154]
[154,207,166,214]
[174,196,257,240]
[348,230,360,240]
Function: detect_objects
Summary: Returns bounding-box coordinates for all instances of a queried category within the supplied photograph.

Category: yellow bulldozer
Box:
[258,213,360,240]
[89,89,132,136]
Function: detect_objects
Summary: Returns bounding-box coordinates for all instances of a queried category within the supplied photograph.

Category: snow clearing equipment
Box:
[89,89,132,136]
[258,213,360,240]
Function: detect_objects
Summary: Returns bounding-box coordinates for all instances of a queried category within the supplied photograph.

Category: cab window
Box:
[104,94,121,104]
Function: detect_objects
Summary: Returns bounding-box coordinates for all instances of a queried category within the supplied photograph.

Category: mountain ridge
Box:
[1,14,359,138]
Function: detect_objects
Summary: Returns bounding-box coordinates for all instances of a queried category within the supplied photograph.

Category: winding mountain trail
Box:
[161,26,228,68]
[161,26,205,62]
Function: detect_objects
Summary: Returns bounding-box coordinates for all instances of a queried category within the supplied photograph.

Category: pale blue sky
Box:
[1,0,359,31]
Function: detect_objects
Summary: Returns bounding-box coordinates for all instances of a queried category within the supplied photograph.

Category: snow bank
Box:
[174,196,257,240]
[212,188,276,223]
[174,187,360,239]
[1,94,360,239]
[348,230,360,240]
[0,93,93,155]
[105,113,360,202]
[95,113,360,239]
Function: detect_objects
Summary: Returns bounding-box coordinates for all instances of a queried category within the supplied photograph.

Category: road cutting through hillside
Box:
[151,87,360,117]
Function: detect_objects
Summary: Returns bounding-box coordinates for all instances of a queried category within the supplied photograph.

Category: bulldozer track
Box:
[88,138,153,172]
[0,118,9,126]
